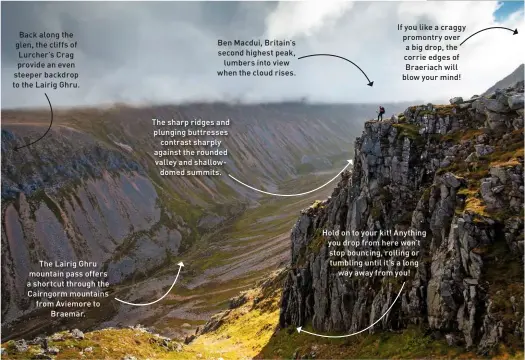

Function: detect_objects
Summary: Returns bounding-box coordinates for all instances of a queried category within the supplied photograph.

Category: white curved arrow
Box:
[228,160,353,197]
[297,281,405,338]
[114,262,184,307]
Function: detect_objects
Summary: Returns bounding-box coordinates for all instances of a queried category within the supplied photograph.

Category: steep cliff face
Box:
[1,125,190,331]
[280,82,524,354]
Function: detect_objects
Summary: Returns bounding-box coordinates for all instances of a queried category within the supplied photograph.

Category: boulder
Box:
[12,340,28,353]
[507,94,524,110]
[465,152,478,163]
[442,172,462,188]
[484,110,509,130]
[474,144,494,156]
[490,167,508,184]
[184,335,196,345]
[485,98,509,113]
[70,329,84,339]
[450,97,463,105]
[229,292,248,309]
[472,99,486,113]
[46,347,60,355]
[476,133,489,144]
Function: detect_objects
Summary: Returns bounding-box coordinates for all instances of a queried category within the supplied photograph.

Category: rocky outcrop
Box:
[1,326,183,358]
[280,82,524,355]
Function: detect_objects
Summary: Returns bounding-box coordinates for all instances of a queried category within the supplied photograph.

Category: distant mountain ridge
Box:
[483,63,524,95]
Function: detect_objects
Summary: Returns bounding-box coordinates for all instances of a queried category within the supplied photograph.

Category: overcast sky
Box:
[1,1,524,109]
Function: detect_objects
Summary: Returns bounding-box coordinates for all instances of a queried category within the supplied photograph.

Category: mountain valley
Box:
[2,101,411,342]
[1,77,524,360]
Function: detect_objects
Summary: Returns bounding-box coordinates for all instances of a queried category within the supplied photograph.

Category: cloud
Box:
[1,1,523,109]
[394,1,524,99]
[264,1,354,39]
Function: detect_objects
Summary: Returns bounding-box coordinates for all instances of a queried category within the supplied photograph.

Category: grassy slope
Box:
[2,328,182,360]
[4,268,523,360]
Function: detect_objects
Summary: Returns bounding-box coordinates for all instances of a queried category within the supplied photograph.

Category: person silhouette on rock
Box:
[377,106,385,121]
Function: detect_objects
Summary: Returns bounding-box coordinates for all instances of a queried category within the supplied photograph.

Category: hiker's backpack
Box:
[380,106,385,113]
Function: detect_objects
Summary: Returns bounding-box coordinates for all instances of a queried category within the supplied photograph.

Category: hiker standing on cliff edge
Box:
[377,105,385,121]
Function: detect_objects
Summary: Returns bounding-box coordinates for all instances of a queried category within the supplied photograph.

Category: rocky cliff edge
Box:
[280,81,524,355]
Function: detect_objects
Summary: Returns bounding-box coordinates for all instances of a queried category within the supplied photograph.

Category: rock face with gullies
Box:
[1,125,189,337]
[280,81,524,355]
